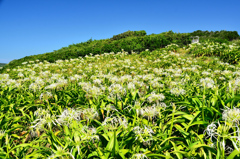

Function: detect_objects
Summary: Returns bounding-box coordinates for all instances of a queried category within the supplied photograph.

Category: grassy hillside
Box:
[0,30,239,74]
[1,45,240,158]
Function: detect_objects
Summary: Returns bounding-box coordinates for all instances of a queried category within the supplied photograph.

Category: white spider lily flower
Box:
[57,78,68,86]
[45,83,60,90]
[102,116,128,130]
[141,106,158,120]
[93,79,102,85]
[80,108,99,121]
[56,108,81,127]
[143,125,154,135]
[153,102,167,110]
[204,122,219,142]
[127,82,136,90]
[131,153,148,159]
[221,70,232,76]
[133,125,154,143]
[31,111,56,130]
[29,83,41,92]
[202,71,211,76]
[120,75,132,83]
[18,72,24,77]
[108,83,125,94]
[219,76,226,80]
[149,80,163,89]
[22,62,28,65]
[147,92,165,103]
[170,87,186,96]
[200,77,215,89]
[35,77,45,86]
[0,74,9,81]
[85,85,102,99]
[40,91,53,101]
[78,82,92,91]
[222,107,240,124]
[133,126,142,135]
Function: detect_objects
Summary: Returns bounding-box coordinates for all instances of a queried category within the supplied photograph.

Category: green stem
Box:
[202,86,206,122]
[169,104,175,138]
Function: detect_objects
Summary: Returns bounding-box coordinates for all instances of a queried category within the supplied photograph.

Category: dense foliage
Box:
[110,30,147,41]
[1,45,240,158]
[0,30,191,74]
[190,30,240,43]
[186,41,240,64]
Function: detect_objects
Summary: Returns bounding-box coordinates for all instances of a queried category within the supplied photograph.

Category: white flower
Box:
[141,106,158,120]
[222,107,240,123]
[133,125,154,144]
[127,82,136,90]
[93,79,102,85]
[85,86,102,99]
[170,87,186,96]
[0,74,9,81]
[147,92,165,103]
[200,77,215,89]
[131,153,148,159]
[31,113,56,130]
[80,108,99,121]
[204,122,219,142]
[40,92,53,101]
[56,108,81,127]
[45,83,59,90]
[18,72,24,77]
[202,71,211,76]
[102,116,128,130]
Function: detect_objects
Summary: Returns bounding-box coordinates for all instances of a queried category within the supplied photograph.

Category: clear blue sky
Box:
[0,0,239,63]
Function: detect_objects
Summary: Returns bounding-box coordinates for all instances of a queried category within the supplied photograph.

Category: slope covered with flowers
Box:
[0,45,240,158]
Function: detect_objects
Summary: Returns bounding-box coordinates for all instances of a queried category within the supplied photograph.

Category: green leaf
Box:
[88,151,99,158]
[105,130,119,156]
[190,143,216,154]
[174,124,189,136]
[189,121,208,127]
[170,141,183,159]
[227,149,240,159]
[119,149,129,159]
[146,153,166,158]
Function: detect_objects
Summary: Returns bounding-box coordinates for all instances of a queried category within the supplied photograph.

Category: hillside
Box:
[0,30,239,73]
[1,44,240,158]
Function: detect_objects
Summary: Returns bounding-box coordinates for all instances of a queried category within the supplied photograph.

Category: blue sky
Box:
[0,0,239,63]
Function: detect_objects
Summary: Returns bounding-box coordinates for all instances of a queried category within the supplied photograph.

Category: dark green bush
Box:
[190,30,239,43]
[110,30,147,41]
